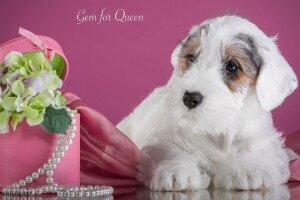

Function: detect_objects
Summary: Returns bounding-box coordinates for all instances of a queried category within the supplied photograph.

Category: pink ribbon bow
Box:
[18,27,54,60]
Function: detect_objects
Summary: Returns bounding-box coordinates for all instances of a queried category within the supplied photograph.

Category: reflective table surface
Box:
[1,182,299,200]
[113,182,300,200]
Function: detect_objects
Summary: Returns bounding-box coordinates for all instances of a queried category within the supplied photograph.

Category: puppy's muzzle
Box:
[183,91,203,109]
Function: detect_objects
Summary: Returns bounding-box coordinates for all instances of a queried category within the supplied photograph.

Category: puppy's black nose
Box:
[183,91,203,109]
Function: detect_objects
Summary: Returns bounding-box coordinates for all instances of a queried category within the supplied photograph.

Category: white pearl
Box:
[69,113,74,118]
[68,132,75,138]
[48,185,53,192]
[35,187,43,195]
[12,183,20,188]
[53,152,59,157]
[53,157,61,163]
[59,134,66,139]
[66,139,73,145]
[25,176,33,183]
[43,163,49,170]
[58,138,64,144]
[46,170,54,177]
[70,126,77,131]
[49,163,57,170]
[61,146,69,151]
[86,191,91,197]
[32,172,39,179]
[53,186,58,192]
[19,179,26,187]
[38,167,45,175]
[20,188,27,195]
[44,186,49,192]
[79,186,86,191]
[59,152,65,157]
[71,119,76,125]
[65,107,71,112]
[87,185,93,190]
[46,177,54,184]
[28,188,35,196]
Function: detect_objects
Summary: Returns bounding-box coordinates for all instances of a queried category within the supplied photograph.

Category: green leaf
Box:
[11,80,25,96]
[1,97,16,111]
[41,107,71,135]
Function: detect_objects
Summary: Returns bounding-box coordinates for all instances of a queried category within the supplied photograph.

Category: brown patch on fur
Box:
[222,45,260,92]
[178,36,201,73]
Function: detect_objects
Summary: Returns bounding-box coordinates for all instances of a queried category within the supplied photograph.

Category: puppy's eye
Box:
[186,54,195,63]
[225,60,239,73]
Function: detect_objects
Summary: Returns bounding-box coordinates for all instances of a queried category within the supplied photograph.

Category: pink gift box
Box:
[0,27,78,190]
[0,114,80,189]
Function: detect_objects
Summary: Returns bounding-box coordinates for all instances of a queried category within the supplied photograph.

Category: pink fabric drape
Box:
[63,91,300,186]
[63,91,141,187]
[286,131,300,182]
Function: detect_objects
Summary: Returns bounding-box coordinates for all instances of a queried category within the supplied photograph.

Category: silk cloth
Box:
[63,92,141,187]
[63,91,300,186]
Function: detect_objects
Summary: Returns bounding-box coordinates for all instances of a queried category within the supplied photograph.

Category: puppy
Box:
[117,15,298,191]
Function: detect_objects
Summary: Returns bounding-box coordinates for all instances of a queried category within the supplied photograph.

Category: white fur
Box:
[117,15,298,191]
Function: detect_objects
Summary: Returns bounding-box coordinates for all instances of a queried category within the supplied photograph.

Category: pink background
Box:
[0,0,299,135]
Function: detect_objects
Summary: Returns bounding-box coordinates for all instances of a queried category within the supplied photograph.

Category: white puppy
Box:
[117,15,298,191]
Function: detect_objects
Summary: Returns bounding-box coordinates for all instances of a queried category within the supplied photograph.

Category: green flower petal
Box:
[19,67,27,76]
[4,51,24,67]
[24,60,32,73]
[47,76,59,90]
[1,72,11,84]
[0,112,11,128]
[27,112,44,126]
[55,93,66,107]
[23,104,39,119]
[35,91,53,107]
[1,51,68,131]
[15,96,23,112]
[30,101,45,111]
[28,59,40,72]
[1,97,16,111]
[32,52,53,71]
[11,80,25,96]
[11,114,23,131]
[23,87,35,97]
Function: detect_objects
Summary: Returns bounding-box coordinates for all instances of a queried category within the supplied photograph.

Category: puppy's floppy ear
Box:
[171,44,182,69]
[256,39,298,111]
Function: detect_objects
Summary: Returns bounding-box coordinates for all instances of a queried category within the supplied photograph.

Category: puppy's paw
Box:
[150,162,210,191]
[213,168,273,190]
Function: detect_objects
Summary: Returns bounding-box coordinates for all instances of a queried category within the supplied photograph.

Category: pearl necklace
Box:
[1,107,113,198]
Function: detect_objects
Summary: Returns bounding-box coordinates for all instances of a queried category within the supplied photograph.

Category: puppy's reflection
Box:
[139,185,290,200]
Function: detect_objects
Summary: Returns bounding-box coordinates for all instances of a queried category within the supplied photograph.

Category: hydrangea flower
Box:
[0,51,67,134]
